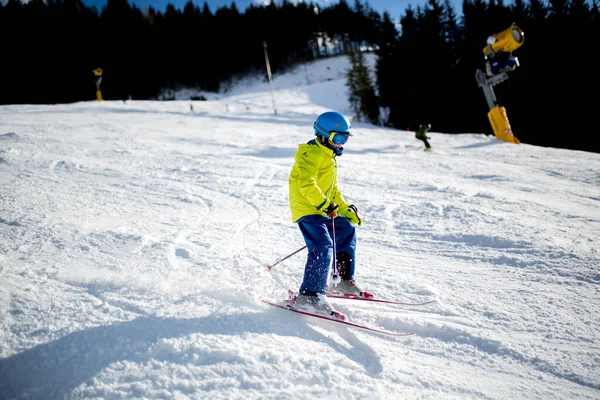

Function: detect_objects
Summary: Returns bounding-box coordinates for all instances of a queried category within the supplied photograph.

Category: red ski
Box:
[265,261,437,307]
[326,292,438,306]
[261,298,415,337]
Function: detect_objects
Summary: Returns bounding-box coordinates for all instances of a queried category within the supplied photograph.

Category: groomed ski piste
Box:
[1,54,599,399]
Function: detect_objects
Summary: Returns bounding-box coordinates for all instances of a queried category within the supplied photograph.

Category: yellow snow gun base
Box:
[487,106,519,144]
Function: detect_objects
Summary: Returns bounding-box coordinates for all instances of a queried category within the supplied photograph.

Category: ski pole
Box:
[267,245,307,270]
[330,215,341,285]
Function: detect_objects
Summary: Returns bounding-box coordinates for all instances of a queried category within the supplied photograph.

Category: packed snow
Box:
[1,54,599,399]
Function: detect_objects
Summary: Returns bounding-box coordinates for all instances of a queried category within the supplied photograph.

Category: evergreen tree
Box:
[374,11,399,117]
[346,50,380,124]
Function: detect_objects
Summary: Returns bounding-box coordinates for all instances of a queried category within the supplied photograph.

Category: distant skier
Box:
[415,124,432,151]
[288,111,372,316]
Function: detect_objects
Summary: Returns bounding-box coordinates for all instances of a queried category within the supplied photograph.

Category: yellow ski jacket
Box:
[289,139,349,223]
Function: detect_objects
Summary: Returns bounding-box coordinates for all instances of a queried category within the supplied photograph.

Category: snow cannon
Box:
[483,25,524,58]
[475,25,524,144]
[483,25,524,76]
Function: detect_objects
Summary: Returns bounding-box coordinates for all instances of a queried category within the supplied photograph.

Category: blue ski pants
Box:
[298,215,356,295]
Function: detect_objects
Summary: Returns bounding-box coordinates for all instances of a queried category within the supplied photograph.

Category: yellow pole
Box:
[93,68,103,102]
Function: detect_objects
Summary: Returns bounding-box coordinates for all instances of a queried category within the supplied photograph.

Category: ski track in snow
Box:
[1,55,599,399]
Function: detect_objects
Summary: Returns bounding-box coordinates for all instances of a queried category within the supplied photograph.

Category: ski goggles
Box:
[328,131,352,145]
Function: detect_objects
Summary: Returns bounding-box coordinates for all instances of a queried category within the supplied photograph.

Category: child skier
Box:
[288,111,372,316]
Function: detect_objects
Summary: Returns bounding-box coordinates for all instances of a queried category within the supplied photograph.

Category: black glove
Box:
[323,200,339,217]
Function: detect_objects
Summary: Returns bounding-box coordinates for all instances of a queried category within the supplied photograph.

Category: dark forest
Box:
[1,0,598,153]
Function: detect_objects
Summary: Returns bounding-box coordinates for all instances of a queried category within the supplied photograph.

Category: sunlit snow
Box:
[1,54,599,399]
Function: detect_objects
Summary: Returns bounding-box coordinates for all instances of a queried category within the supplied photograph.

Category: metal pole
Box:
[263,41,278,116]
[475,69,509,110]
[330,216,341,285]
[267,246,306,270]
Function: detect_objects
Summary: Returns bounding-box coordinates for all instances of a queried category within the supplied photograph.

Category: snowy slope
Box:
[0,54,599,400]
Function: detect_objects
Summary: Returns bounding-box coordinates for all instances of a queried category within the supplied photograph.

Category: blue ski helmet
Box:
[314,111,351,139]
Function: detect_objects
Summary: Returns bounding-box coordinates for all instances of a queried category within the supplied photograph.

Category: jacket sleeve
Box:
[329,185,349,211]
